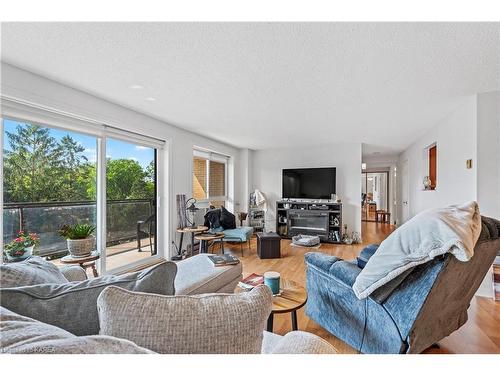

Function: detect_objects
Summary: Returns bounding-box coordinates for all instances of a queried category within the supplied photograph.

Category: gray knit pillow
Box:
[0,256,68,288]
[97,285,272,354]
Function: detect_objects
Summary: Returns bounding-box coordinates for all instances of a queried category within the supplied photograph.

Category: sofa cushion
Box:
[0,261,176,336]
[60,265,88,282]
[222,226,254,242]
[97,285,272,354]
[357,244,379,269]
[267,331,337,354]
[174,254,242,295]
[0,306,152,354]
[220,206,236,229]
[0,256,69,288]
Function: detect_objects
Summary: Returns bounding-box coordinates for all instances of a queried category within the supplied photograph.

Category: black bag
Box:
[204,208,221,229]
[220,206,236,229]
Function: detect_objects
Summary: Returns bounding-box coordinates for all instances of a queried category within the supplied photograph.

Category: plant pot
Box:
[5,245,34,262]
[67,237,95,257]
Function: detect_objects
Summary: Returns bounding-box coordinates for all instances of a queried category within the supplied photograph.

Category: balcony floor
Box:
[51,238,155,275]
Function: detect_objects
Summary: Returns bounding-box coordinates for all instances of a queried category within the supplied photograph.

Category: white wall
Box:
[237,148,253,215]
[398,96,477,219]
[476,91,500,218]
[1,63,241,259]
[398,92,500,298]
[475,91,500,298]
[251,143,362,234]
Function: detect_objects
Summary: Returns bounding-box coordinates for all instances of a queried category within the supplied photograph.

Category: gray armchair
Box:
[305,216,500,353]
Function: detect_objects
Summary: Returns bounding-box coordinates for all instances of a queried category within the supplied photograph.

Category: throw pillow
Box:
[0,306,152,354]
[0,256,69,288]
[97,285,272,354]
[203,208,221,229]
[0,261,177,336]
[220,206,236,229]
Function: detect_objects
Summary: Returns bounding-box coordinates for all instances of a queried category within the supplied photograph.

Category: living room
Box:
[1,2,500,371]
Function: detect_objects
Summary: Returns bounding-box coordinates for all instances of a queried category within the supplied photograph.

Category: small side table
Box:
[60,251,100,277]
[267,279,307,332]
[195,233,225,254]
[176,226,208,258]
[256,232,281,259]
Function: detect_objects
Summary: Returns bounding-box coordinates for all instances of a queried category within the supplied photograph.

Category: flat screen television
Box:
[282,167,336,199]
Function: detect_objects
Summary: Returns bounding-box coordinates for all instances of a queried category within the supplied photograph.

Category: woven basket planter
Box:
[67,237,95,257]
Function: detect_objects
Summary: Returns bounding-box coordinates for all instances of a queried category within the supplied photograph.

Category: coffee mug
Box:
[264,271,280,295]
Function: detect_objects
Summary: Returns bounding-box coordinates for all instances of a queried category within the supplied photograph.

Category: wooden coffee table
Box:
[195,232,225,254]
[267,279,307,332]
[60,251,100,277]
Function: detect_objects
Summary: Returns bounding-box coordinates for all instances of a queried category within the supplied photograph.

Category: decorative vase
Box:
[352,232,362,244]
[67,237,95,257]
[5,245,34,262]
[423,176,431,190]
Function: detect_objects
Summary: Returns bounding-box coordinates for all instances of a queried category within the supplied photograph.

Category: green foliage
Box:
[3,124,62,202]
[3,123,155,204]
[59,223,96,240]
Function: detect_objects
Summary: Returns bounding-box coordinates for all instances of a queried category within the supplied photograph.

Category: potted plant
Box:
[4,230,40,262]
[59,223,96,257]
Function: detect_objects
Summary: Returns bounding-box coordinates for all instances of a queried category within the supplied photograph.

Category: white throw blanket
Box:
[352,201,482,299]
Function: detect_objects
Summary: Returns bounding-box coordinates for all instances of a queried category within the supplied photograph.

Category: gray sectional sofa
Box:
[0,254,335,354]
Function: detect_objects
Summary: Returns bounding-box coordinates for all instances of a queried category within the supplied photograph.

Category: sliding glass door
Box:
[2,118,98,258]
[104,138,157,271]
[2,114,165,274]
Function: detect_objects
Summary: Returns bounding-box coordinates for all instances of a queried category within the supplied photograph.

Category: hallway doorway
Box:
[361,171,390,222]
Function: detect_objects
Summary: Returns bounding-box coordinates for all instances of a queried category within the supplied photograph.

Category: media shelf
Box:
[275,200,343,244]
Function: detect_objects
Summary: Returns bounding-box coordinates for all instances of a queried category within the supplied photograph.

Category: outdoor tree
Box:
[3,124,63,202]
[58,135,90,200]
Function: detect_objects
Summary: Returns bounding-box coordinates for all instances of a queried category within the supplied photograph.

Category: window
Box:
[193,149,228,207]
[1,102,165,274]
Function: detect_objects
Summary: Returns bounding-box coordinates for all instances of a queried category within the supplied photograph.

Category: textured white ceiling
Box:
[1,23,499,153]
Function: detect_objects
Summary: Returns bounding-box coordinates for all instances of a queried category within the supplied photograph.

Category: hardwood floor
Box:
[223,222,500,354]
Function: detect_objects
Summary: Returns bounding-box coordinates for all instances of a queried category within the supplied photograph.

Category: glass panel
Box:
[289,212,328,233]
[2,118,97,259]
[193,156,207,200]
[105,138,156,271]
[208,160,225,198]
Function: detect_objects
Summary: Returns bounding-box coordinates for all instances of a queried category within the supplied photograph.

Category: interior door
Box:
[401,159,410,223]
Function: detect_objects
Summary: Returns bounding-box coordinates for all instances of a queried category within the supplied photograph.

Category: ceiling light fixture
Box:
[145,97,156,101]
[129,84,143,89]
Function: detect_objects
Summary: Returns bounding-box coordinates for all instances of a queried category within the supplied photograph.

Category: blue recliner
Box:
[304,216,500,353]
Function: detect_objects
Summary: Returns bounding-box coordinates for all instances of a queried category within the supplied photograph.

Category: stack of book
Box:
[237,273,264,290]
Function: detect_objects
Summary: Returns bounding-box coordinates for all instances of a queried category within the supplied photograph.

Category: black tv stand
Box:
[275,200,343,244]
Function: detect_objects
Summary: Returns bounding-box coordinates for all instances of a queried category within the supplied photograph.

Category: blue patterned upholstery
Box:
[305,216,500,353]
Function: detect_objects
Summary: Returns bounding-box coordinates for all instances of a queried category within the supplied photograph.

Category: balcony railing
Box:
[3,199,155,257]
